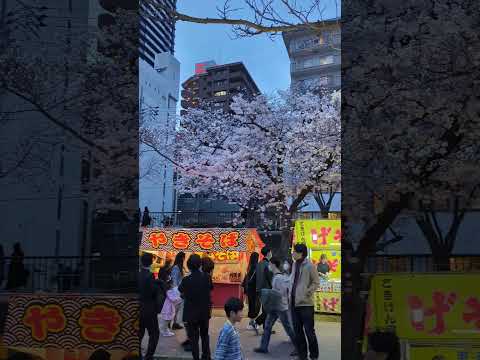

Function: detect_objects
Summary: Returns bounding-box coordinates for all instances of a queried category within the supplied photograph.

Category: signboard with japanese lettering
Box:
[140,228,256,253]
[140,228,264,287]
[294,220,341,250]
[315,291,341,314]
[3,294,138,357]
[369,273,480,340]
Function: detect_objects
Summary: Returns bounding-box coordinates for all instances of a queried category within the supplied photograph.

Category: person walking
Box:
[254,257,297,355]
[214,297,245,360]
[141,207,152,227]
[171,252,186,330]
[178,254,212,360]
[6,243,28,290]
[255,246,273,330]
[241,252,260,332]
[159,278,182,337]
[180,256,215,350]
[139,252,159,360]
[0,245,5,288]
[290,244,320,360]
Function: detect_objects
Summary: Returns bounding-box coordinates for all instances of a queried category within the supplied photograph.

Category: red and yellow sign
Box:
[294,220,341,250]
[368,273,480,340]
[141,228,253,252]
[3,294,138,354]
[315,291,341,314]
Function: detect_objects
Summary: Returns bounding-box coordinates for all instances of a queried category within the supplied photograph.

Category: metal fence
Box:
[146,210,338,229]
[365,255,480,273]
[0,256,138,293]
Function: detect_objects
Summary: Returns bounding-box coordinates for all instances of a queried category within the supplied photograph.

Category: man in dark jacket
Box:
[139,252,159,360]
[179,254,213,360]
[255,246,273,329]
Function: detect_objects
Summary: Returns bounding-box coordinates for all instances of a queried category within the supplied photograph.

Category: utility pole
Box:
[54,144,65,258]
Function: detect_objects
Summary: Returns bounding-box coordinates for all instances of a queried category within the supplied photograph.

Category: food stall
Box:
[363,273,480,359]
[293,219,341,315]
[140,227,264,308]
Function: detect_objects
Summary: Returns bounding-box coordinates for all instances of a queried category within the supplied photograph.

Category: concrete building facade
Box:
[139,0,180,220]
[282,20,341,89]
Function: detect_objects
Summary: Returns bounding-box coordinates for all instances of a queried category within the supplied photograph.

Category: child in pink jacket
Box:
[160,280,182,336]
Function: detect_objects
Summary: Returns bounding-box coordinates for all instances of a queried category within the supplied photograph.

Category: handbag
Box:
[260,288,282,313]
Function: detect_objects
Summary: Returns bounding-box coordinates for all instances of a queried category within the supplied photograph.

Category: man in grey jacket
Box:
[290,243,320,360]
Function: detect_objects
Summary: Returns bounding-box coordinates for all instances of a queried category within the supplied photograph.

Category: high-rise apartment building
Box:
[181,61,260,114]
[282,19,341,89]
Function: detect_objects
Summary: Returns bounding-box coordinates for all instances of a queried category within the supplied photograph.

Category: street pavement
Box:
[142,313,340,360]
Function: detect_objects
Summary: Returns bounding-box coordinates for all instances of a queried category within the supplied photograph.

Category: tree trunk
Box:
[432,252,451,271]
[342,194,410,360]
[342,257,366,360]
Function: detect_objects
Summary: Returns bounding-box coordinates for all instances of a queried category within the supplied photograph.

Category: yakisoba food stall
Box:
[140,227,264,308]
[294,219,341,315]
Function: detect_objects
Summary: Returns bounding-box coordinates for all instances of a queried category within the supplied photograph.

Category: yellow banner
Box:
[369,274,480,340]
[294,220,341,249]
[315,291,341,314]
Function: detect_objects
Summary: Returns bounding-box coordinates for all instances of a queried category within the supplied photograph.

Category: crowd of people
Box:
[139,242,403,360]
[139,242,324,360]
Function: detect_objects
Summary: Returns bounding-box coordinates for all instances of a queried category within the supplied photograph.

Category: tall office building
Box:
[282,19,341,89]
[139,0,176,66]
[139,0,180,220]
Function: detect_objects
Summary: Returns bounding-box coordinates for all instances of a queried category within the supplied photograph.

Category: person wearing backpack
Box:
[254,257,297,355]
[242,252,260,332]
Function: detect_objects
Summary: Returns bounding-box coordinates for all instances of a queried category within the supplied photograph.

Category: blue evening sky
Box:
[174,0,340,96]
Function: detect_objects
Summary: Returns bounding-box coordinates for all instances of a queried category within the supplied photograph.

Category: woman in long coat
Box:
[242,252,260,331]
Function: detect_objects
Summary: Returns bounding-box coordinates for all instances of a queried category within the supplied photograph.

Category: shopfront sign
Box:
[141,228,252,252]
[315,291,341,314]
[368,274,480,340]
[294,220,341,249]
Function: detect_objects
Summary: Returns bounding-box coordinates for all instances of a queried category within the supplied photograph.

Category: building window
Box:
[214,91,227,97]
[294,36,320,51]
[319,55,334,65]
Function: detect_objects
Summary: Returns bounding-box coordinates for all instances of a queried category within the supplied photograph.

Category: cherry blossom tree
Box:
[170,86,340,255]
[341,0,480,356]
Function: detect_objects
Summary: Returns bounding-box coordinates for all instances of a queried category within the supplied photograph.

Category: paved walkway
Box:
[142,314,340,360]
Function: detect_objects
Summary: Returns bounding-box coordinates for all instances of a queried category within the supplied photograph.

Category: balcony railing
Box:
[0,256,138,293]
[144,211,337,229]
